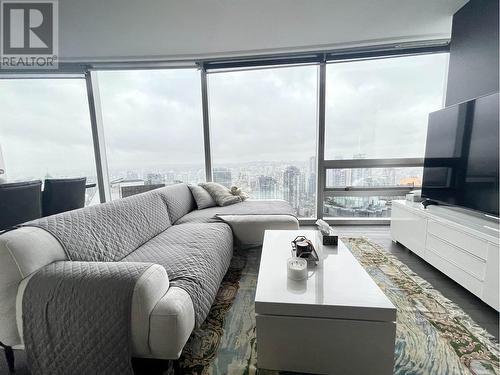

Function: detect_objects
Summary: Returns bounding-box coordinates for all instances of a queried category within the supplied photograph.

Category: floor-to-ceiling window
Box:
[323,53,448,218]
[0,48,448,220]
[0,78,100,205]
[97,69,205,199]
[207,65,318,218]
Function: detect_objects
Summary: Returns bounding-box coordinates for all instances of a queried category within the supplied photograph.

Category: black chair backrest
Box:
[42,177,87,217]
[0,180,42,231]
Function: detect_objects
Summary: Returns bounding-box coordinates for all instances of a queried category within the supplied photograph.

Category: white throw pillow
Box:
[199,182,241,207]
[188,184,217,209]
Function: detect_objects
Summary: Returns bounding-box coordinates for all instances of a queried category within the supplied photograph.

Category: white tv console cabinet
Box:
[391,200,499,311]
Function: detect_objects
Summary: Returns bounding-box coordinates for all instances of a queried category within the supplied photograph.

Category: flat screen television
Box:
[422,92,499,217]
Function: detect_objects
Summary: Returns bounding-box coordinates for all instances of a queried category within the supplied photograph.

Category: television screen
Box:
[422,92,499,217]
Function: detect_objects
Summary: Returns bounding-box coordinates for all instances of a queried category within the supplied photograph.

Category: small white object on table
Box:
[286,257,307,280]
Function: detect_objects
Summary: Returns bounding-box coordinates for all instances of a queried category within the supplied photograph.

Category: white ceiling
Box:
[59,0,469,62]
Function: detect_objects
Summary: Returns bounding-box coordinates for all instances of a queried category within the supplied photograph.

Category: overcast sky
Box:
[0,53,447,181]
[98,69,205,172]
[1,79,96,180]
[325,53,448,159]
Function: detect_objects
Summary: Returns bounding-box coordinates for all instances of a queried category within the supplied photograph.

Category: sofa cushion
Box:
[218,214,299,246]
[175,200,299,246]
[24,190,171,262]
[123,223,233,326]
[174,206,220,224]
[199,182,241,207]
[156,183,197,223]
[188,185,216,210]
[175,200,297,224]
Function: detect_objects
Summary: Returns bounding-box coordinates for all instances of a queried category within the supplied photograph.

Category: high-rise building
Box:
[165,171,176,185]
[307,172,316,198]
[283,166,301,211]
[308,156,316,175]
[236,170,251,192]
[126,170,138,180]
[257,175,278,199]
[213,167,232,188]
[146,173,164,185]
[326,168,350,187]
[351,167,367,186]
[351,153,367,186]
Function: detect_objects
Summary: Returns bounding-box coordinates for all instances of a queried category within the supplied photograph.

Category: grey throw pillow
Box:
[199,182,241,207]
[188,184,216,209]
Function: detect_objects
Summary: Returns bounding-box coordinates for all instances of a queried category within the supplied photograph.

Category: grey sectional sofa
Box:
[0,183,298,362]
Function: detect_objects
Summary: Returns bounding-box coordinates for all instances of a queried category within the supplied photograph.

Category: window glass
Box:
[323,53,448,218]
[325,54,448,159]
[0,79,99,205]
[208,65,318,217]
[326,167,423,188]
[324,194,406,218]
[97,69,205,199]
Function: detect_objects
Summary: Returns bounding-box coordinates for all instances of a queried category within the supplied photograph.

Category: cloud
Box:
[0,79,96,179]
[208,65,318,164]
[97,69,205,172]
[0,53,448,181]
[324,53,447,159]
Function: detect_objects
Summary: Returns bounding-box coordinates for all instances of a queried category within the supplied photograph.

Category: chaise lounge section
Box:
[0,183,298,366]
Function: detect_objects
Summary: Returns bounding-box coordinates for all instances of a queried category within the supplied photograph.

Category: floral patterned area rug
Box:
[176,238,499,375]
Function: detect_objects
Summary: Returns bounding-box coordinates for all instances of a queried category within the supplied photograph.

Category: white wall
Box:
[58,0,468,62]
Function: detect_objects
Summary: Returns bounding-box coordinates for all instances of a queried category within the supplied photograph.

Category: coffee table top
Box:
[255,230,396,322]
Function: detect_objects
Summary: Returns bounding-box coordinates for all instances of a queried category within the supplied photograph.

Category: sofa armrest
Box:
[16,261,169,357]
[148,287,195,359]
[0,227,66,347]
[130,263,170,355]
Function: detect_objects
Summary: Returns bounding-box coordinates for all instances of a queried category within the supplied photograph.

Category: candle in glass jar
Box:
[287,257,308,280]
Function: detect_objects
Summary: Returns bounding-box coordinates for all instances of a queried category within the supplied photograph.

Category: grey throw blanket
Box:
[23,261,154,375]
[214,200,296,216]
[23,204,233,331]
[122,222,234,327]
[176,200,297,224]
[23,191,172,262]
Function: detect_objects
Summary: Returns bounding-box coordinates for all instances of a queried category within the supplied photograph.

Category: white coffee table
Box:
[255,230,396,375]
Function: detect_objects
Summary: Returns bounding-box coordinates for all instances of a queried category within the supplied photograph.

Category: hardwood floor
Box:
[309,224,500,341]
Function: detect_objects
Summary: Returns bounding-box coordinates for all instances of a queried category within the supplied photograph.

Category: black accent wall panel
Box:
[446,0,499,106]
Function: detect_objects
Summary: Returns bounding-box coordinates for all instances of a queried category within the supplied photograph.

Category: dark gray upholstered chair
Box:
[42,177,87,217]
[0,180,42,231]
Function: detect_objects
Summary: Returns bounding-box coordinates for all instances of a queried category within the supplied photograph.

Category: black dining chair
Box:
[0,180,42,231]
[42,177,87,217]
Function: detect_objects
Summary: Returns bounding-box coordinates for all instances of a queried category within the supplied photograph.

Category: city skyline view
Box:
[106,149,423,218]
